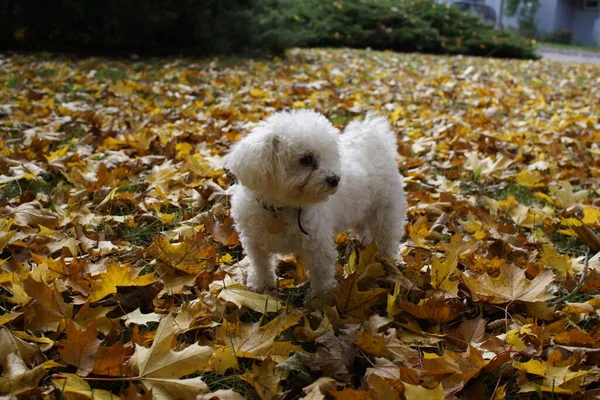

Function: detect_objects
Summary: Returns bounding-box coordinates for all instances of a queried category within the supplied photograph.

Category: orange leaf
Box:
[554,330,596,346]
[23,276,73,331]
[331,389,373,400]
[59,321,102,376]
[353,331,389,357]
[92,341,134,376]
[401,293,464,322]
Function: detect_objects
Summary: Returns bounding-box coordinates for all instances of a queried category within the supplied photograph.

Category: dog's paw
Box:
[309,279,338,298]
[246,271,277,293]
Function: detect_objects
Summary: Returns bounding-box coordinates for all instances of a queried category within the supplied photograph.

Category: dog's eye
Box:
[299,154,314,166]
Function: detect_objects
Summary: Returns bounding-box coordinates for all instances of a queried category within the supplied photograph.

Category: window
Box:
[583,0,600,10]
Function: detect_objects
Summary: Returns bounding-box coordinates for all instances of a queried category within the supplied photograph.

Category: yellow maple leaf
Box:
[387,277,402,318]
[44,145,69,162]
[335,243,387,320]
[403,383,444,399]
[156,210,174,224]
[505,329,528,351]
[89,263,157,302]
[147,234,216,275]
[101,136,127,150]
[499,197,552,228]
[431,254,459,296]
[175,142,194,158]
[0,219,15,253]
[513,358,592,389]
[146,160,185,193]
[539,245,573,277]
[0,270,30,306]
[459,212,483,234]
[218,253,234,264]
[250,88,268,98]
[127,313,213,398]
[442,233,479,259]
[390,107,404,122]
[516,169,543,188]
[73,302,115,336]
[463,151,514,179]
[211,277,283,313]
[560,217,582,227]
[215,313,303,362]
[52,373,115,400]
[30,253,67,283]
[0,311,23,327]
[408,215,431,248]
[108,80,133,96]
[534,192,556,205]
[498,195,519,210]
[129,313,213,377]
[210,347,239,375]
[582,207,600,226]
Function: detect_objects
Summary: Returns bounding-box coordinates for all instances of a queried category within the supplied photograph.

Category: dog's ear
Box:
[224,129,281,192]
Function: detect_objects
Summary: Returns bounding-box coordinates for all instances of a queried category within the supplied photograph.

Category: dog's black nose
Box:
[326,175,340,187]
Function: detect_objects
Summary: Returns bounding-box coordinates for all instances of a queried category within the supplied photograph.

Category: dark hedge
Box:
[0,0,537,59]
[0,0,257,55]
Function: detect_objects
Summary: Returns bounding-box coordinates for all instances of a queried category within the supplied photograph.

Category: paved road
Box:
[537,46,600,64]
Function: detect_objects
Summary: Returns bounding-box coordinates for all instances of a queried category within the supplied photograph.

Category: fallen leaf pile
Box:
[1,48,600,399]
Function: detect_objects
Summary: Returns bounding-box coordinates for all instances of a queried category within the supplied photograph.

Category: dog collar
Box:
[256,199,309,236]
[256,198,285,213]
[297,208,309,235]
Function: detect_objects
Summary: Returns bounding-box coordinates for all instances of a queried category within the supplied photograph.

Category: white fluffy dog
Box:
[225,110,406,296]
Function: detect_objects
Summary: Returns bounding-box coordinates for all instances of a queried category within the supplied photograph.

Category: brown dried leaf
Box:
[58,321,102,376]
[461,264,555,304]
[242,357,289,400]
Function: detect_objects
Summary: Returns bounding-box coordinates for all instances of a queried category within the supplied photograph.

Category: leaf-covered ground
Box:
[1,48,600,399]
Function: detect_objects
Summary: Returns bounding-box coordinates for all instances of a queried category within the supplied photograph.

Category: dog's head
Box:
[224,109,342,207]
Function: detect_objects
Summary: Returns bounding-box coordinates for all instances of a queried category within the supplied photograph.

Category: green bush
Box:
[0,0,537,59]
[255,0,538,59]
[552,28,573,44]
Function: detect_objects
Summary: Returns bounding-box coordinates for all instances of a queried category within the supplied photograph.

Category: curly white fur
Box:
[225,110,406,296]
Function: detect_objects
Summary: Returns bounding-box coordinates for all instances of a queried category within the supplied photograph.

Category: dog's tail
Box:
[343,113,399,158]
[353,113,398,157]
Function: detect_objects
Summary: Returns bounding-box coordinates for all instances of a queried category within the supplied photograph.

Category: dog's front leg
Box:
[299,242,338,297]
[244,242,276,292]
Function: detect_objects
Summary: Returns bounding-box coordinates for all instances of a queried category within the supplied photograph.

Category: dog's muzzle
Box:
[326,175,340,188]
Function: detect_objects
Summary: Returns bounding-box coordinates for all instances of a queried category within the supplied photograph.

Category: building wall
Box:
[436,0,599,45]
[485,0,502,25]
[482,0,555,32]
[535,0,559,34]
[572,10,600,45]
[482,0,521,29]
[555,0,574,30]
